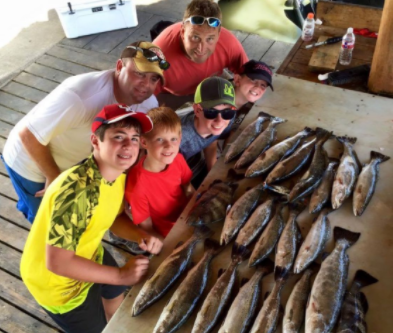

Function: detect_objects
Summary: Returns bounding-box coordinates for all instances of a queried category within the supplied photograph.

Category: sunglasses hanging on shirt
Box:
[126,46,170,70]
[203,108,237,120]
[184,15,221,28]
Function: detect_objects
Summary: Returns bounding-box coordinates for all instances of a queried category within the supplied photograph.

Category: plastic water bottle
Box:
[302,13,315,42]
[339,27,356,65]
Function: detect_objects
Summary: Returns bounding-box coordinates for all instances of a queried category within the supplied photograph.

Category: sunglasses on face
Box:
[126,46,170,70]
[203,108,237,120]
[184,16,221,28]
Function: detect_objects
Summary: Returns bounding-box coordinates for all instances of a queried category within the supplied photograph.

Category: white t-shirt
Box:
[3,69,158,182]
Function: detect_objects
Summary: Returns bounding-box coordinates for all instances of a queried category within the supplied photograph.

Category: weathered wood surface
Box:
[104,74,393,333]
[308,35,342,72]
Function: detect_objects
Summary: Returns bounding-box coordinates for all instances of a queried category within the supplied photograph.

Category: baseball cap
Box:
[120,41,166,83]
[241,60,274,91]
[91,104,153,134]
[194,76,237,109]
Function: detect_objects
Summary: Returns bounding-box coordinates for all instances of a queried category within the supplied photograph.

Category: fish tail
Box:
[256,258,275,275]
[359,292,369,314]
[194,225,214,240]
[336,135,357,145]
[333,227,361,247]
[274,266,290,281]
[231,244,250,263]
[353,269,379,289]
[271,116,287,124]
[204,238,224,257]
[370,150,390,163]
[315,127,333,144]
[258,111,274,119]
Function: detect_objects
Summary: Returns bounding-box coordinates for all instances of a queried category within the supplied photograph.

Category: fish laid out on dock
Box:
[331,136,360,210]
[132,226,213,316]
[283,266,318,333]
[289,127,332,203]
[186,170,240,226]
[309,159,339,214]
[293,208,332,274]
[153,239,223,333]
[336,269,379,333]
[305,227,361,333]
[266,137,316,184]
[221,183,264,245]
[249,268,288,333]
[218,259,274,333]
[249,202,286,267]
[353,151,390,216]
[192,249,248,333]
[245,127,313,178]
[235,116,286,169]
[233,195,276,250]
[225,112,271,164]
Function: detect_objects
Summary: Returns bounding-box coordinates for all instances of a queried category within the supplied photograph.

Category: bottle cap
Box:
[307,13,314,19]
[347,27,353,33]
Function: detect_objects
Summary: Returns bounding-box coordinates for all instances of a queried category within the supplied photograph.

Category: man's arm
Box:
[203,141,218,171]
[137,217,163,241]
[46,245,149,286]
[110,213,163,254]
[19,126,61,196]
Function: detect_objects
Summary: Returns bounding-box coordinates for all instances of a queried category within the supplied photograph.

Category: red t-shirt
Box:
[125,154,193,237]
[154,22,248,96]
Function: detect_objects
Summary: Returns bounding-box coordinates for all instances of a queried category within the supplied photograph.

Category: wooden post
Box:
[368,0,393,96]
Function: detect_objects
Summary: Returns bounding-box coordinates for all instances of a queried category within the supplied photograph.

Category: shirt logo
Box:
[224,84,234,97]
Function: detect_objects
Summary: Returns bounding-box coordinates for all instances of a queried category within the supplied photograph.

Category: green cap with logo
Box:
[194,76,236,109]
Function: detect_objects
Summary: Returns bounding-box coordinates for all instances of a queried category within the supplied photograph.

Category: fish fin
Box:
[359,291,369,314]
[274,266,290,281]
[218,268,225,278]
[315,127,333,144]
[333,227,361,247]
[370,150,390,163]
[226,204,232,215]
[174,241,184,249]
[227,168,244,183]
[240,278,249,287]
[204,238,224,256]
[231,244,250,263]
[336,135,357,145]
[256,258,275,275]
[258,111,274,118]
[321,252,330,261]
[194,225,214,240]
[271,116,287,124]
[353,269,379,289]
[263,182,290,200]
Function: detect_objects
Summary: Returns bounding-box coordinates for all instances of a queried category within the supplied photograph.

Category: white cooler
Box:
[56,0,138,39]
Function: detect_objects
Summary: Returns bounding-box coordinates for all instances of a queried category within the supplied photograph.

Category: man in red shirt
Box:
[153,0,248,109]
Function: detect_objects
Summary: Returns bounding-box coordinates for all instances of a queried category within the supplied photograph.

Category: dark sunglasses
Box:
[203,108,237,120]
[184,15,221,28]
[126,46,170,70]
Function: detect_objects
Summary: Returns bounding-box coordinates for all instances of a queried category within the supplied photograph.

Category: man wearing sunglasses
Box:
[153,0,248,109]
[180,76,237,188]
[2,41,166,224]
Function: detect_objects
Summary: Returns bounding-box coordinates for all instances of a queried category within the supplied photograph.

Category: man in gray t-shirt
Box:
[179,76,237,188]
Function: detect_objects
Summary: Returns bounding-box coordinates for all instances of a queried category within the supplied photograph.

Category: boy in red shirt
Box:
[125,107,194,238]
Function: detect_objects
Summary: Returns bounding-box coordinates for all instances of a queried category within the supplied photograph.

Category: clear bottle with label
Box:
[302,13,315,42]
[339,27,356,65]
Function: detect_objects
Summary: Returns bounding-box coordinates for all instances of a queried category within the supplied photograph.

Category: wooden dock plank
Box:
[0,242,21,277]
[60,34,99,49]
[1,82,47,104]
[109,14,177,56]
[0,191,28,228]
[0,137,6,153]
[241,34,274,61]
[231,30,250,44]
[25,63,72,84]
[0,218,28,252]
[14,72,58,94]
[0,154,8,175]
[0,299,60,333]
[0,105,24,126]
[261,40,294,72]
[36,55,94,76]
[84,11,154,54]
[46,45,117,71]
[0,120,13,139]
[0,174,18,200]
[0,91,36,114]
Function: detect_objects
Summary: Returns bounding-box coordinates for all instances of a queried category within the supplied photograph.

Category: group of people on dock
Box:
[2,0,274,332]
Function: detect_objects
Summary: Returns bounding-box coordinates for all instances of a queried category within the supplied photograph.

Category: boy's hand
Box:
[119,255,150,285]
[139,235,163,255]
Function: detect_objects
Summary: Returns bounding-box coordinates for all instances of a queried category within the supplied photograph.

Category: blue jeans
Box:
[1,155,44,223]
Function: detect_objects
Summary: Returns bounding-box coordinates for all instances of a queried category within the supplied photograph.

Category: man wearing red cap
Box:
[20,104,162,333]
[2,41,169,224]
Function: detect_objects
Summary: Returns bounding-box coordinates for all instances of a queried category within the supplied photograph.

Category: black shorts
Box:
[44,247,127,333]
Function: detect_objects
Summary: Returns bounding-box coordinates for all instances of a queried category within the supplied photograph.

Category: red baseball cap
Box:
[91,104,153,133]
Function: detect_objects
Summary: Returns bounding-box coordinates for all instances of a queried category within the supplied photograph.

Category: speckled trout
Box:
[305,227,360,333]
